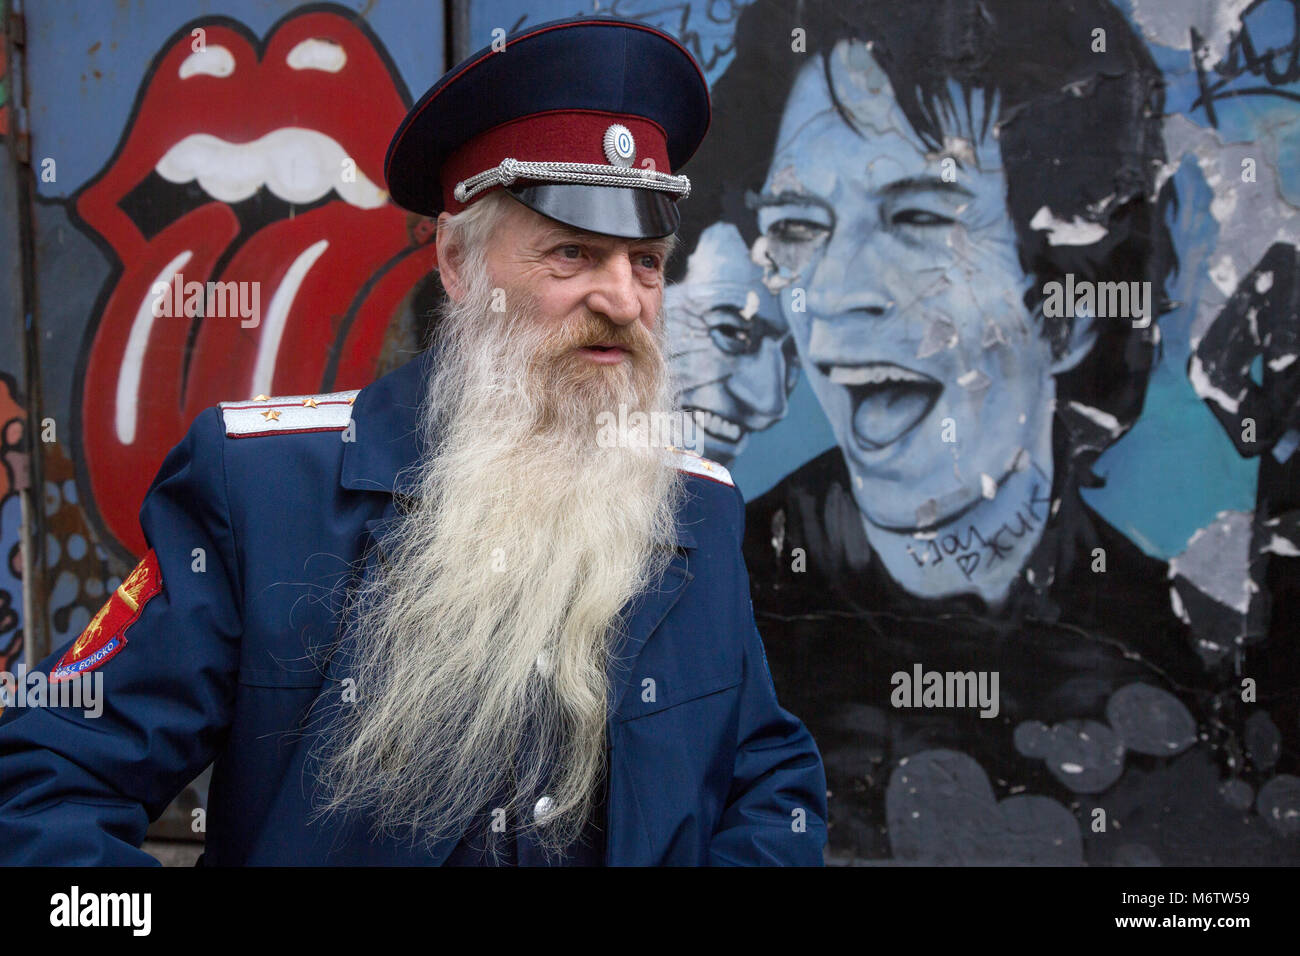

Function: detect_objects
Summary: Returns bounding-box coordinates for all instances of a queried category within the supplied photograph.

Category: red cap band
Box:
[441,109,672,214]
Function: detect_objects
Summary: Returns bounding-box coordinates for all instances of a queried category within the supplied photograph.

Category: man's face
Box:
[474,197,673,407]
[666,221,796,466]
[755,40,1057,531]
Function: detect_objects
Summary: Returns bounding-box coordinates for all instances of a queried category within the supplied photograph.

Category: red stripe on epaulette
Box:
[51,548,163,683]
[227,426,349,439]
[677,469,734,488]
[222,400,355,411]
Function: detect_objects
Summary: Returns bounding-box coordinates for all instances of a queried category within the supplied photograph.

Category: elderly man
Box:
[0,16,826,866]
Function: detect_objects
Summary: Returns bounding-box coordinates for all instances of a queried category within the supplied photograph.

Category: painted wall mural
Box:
[0,373,25,678]
[467,0,1300,863]
[14,0,445,836]
[696,0,1299,864]
[0,0,24,680]
[73,9,440,560]
[10,0,1298,861]
[16,0,445,678]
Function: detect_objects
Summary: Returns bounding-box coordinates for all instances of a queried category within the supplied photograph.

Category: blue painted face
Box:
[666,221,796,466]
[755,39,1059,531]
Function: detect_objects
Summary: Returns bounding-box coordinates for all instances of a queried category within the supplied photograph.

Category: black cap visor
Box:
[505,182,680,239]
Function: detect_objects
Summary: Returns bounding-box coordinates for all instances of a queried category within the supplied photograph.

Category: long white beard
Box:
[313,258,686,859]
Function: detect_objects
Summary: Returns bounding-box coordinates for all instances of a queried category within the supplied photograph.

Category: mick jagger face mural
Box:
[676,0,1300,864]
[754,49,1084,604]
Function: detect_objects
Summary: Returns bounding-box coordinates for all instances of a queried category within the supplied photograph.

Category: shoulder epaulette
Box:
[220,390,359,438]
[669,446,734,487]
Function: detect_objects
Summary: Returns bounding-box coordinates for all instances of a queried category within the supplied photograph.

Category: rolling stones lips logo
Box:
[75,12,437,557]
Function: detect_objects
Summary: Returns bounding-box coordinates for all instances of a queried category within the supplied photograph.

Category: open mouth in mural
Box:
[823,362,942,450]
[119,129,388,241]
[686,407,745,444]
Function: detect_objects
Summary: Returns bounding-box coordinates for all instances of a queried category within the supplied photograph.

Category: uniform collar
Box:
[339,347,433,497]
[339,347,696,549]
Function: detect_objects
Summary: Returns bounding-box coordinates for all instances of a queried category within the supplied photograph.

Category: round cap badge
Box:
[603,124,636,167]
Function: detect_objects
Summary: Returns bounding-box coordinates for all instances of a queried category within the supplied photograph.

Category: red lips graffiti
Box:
[75,12,437,557]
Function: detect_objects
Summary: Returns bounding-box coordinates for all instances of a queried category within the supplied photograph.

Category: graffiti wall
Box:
[19,0,444,653]
[6,0,1298,863]
[1,0,26,681]
[10,0,445,836]
[471,0,1300,864]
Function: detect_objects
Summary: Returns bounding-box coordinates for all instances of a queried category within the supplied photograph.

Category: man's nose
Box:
[585,253,642,325]
[728,336,789,419]
[804,237,897,320]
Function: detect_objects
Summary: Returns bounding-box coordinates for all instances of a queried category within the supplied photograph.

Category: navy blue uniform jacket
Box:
[0,349,827,865]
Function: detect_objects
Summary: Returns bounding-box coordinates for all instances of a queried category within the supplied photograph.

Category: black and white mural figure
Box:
[1182,242,1300,798]
[1187,243,1300,651]
[665,221,799,466]
[666,0,1300,863]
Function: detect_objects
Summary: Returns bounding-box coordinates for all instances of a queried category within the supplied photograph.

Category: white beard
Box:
[313,256,686,860]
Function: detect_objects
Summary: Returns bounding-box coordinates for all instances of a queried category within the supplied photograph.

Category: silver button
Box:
[533,795,555,824]
[603,124,636,167]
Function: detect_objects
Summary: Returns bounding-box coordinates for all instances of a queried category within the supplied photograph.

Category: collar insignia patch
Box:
[668,447,735,487]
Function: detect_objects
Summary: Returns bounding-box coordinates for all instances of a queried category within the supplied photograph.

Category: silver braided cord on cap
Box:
[453,157,691,204]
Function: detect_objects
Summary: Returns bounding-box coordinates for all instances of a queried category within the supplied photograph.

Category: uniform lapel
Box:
[323,349,429,689]
[605,545,694,718]
[339,348,432,496]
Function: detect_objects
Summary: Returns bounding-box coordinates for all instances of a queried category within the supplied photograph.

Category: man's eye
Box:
[892,209,954,227]
[768,219,829,243]
[636,253,662,270]
[707,321,756,356]
[556,244,583,259]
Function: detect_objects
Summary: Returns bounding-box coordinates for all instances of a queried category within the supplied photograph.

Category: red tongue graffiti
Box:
[75,13,436,557]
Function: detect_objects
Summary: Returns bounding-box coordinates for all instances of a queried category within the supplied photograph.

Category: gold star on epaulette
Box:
[261,409,281,421]
[253,394,270,402]
[302,397,319,408]
[347,395,356,405]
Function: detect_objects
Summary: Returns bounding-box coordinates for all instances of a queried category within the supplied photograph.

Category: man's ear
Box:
[434,211,466,301]
[1050,308,1099,375]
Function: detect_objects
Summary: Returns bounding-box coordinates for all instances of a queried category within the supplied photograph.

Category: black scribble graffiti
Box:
[502,4,745,80]
[1192,0,1300,127]
[906,475,1053,580]
[611,0,744,74]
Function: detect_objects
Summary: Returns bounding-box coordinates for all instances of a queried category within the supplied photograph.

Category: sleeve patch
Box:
[51,549,163,683]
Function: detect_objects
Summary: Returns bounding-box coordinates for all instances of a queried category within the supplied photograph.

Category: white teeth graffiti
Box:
[155,128,387,209]
[827,362,938,386]
[690,407,743,441]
